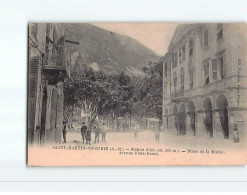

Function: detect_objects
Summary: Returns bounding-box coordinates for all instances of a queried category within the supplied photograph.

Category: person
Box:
[85,128,91,145]
[233,123,239,143]
[101,122,107,142]
[81,122,87,144]
[62,121,67,143]
[155,128,160,143]
[134,122,139,141]
[94,123,101,144]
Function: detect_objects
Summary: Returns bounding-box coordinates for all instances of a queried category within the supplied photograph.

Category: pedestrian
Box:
[85,128,91,145]
[101,122,107,142]
[155,129,160,143]
[62,121,67,143]
[134,122,139,141]
[94,124,101,144]
[81,122,87,144]
[233,123,239,143]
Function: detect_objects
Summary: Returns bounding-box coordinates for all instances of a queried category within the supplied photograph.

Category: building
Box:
[28,23,72,146]
[162,23,247,142]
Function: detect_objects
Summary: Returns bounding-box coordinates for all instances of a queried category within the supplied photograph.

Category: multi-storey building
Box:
[162,23,247,142]
[28,23,72,146]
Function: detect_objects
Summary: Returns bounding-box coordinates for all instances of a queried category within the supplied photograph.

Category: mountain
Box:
[64,23,160,76]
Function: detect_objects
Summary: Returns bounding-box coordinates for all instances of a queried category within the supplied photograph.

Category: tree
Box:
[63,68,119,126]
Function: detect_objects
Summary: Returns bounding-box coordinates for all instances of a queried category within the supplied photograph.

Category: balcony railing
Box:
[170,89,184,98]
[43,43,70,77]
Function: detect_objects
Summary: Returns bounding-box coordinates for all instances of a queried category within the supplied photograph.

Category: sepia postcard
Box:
[27,23,247,166]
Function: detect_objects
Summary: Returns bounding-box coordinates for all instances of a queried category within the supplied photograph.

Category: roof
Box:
[168,23,199,51]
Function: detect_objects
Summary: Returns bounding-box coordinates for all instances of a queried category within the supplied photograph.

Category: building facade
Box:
[162,23,247,142]
[28,23,72,146]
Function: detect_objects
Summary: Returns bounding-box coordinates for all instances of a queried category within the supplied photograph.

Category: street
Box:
[64,127,245,151]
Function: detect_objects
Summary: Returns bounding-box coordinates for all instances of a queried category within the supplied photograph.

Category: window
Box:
[212,59,217,80]
[31,24,38,40]
[173,52,178,67]
[203,61,209,85]
[173,72,177,90]
[217,23,223,40]
[164,62,168,77]
[189,69,193,89]
[204,29,208,47]
[182,45,185,61]
[179,48,182,63]
[218,57,225,79]
[168,62,171,75]
[180,68,185,91]
[189,39,193,57]
[164,84,167,99]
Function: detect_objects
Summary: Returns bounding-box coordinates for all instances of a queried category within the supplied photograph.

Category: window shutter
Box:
[28,56,40,143]
[28,56,40,98]
[212,59,217,70]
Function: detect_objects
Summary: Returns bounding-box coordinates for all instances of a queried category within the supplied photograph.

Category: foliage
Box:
[63,61,163,123]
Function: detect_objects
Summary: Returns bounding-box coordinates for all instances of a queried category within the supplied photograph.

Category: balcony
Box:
[42,43,70,85]
[170,89,187,103]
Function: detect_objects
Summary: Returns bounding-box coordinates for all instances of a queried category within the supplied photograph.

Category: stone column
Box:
[195,109,207,138]
[212,108,224,139]
[186,112,192,136]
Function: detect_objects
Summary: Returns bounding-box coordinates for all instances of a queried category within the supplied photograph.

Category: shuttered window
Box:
[28,79,36,97]
[212,59,218,80]
[28,56,39,98]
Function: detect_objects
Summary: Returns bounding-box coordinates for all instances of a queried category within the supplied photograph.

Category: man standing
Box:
[62,121,67,143]
[85,128,92,145]
[94,124,101,144]
[81,122,87,144]
[134,122,139,141]
[155,128,160,143]
[101,122,107,142]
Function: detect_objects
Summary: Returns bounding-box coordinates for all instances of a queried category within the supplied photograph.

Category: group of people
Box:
[132,121,160,143]
[62,120,161,144]
[80,122,107,145]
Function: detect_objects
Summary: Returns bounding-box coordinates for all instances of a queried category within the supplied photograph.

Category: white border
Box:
[0,0,247,191]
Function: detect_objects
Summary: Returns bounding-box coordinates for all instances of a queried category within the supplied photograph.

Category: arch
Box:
[216,94,229,139]
[178,104,186,135]
[187,100,196,136]
[203,97,213,137]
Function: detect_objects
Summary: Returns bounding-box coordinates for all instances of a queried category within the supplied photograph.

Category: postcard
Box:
[27,23,247,166]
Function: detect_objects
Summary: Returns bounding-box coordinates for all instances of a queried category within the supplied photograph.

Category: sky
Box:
[92,23,179,56]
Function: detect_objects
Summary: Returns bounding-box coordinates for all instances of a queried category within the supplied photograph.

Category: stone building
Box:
[28,23,72,146]
[162,23,247,142]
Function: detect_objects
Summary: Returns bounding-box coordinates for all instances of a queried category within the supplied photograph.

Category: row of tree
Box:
[63,61,163,126]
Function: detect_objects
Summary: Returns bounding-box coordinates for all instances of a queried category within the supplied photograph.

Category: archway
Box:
[178,104,186,135]
[216,94,229,139]
[187,100,196,136]
[203,97,213,137]
[173,105,178,133]
[40,87,47,146]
